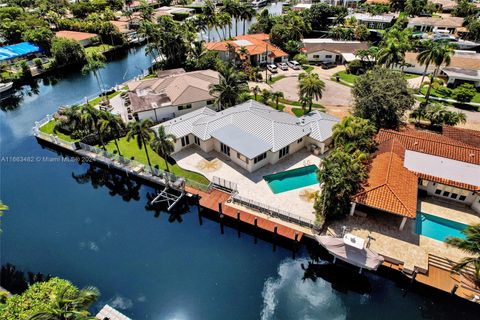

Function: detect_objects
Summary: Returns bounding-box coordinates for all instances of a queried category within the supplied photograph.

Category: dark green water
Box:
[1,46,479,319]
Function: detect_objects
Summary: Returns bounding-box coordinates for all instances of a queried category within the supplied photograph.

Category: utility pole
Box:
[265,44,268,83]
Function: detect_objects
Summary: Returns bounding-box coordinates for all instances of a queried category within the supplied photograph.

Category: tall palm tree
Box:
[79,105,106,147]
[150,126,176,172]
[377,42,404,68]
[417,40,437,87]
[239,3,255,35]
[271,91,284,110]
[445,224,480,284]
[332,116,376,153]
[298,73,325,113]
[424,41,456,104]
[217,12,232,40]
[126,119,155,169]
[209,67,248,109]
[29,286,100,320]
[99,113,125,156]
[82,52,107,104]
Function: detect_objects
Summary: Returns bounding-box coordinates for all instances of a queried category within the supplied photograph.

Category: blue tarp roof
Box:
[0,42,42,61]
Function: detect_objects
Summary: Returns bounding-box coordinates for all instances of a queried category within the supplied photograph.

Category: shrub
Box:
[452,83,477,103]
[33,58,43,69]
[436,86,452,97]
[293,53,308,66]
[347,59,365,75]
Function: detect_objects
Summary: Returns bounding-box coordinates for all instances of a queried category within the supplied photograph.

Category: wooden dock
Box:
[186,186,304,241]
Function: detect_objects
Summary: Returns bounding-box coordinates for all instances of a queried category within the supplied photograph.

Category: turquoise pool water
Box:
[264,165,319,194]
[416,212,467,242]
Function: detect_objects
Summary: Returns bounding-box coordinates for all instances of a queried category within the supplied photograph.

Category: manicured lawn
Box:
[334,71,357,84]
[39,120,78,142]
[85,44,113,55]
[291,108,305,117]
[266,75,286,84]
[279,98,324,110]
[88,90,123,106]
[104,137,209,185]
[419,86,480,104]
[302,65,314,73]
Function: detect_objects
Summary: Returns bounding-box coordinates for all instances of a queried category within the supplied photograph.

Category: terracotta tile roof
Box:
[205,33,288,58]
[354,140,418,218]
[442,126,480,148]
[408,15,464,28]
[376,128,480,165]
[55,31,98,42]
[110,21,130,33]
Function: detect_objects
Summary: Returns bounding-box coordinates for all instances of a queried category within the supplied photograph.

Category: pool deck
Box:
[173,147,321,222]
[418,196,480,225]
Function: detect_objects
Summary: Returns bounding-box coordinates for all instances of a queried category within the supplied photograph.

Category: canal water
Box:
[1,5,479,320]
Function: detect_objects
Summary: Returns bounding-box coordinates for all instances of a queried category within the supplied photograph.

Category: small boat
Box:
[315,234,384,273]
[0,82,13,93]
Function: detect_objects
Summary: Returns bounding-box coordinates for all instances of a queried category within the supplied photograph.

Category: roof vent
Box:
[414,141,418,145]
[470,153,475,157]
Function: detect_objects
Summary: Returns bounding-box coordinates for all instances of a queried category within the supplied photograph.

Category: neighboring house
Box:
[154,100,340,173]
[401,50,480,87]
[347,13,396,30]
[156,6,195,16]
[0,42,42,64]
[431,0,458,12]
[352,128,480,230]
[110,20,138,43]
[205,34,289,65]
[127,69,219,122]
[302,39,369,64]
[55,31,99,47]
[407,15,464,34]
[291,3,312,10]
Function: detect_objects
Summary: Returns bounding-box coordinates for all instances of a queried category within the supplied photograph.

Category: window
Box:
[313,55,319,58]
[325,55,332,58]
[459,195,467,201]
[450,193,458,199]
[435,189,442,195]
[220,143,230,156]
[279,146,290,159]
[237,152,248,163]
[194,136,200,145]
[297,138,303,144]
[181,136,190,147]
[442,191,451,197]
[254,152,267,164]
[178,104,192,111]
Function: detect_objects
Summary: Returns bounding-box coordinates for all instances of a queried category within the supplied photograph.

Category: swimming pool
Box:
[416,212,467,242]
[264,165,319,194]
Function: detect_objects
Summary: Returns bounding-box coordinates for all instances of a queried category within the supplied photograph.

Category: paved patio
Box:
[173,146,322,221]
[418,196,480,225]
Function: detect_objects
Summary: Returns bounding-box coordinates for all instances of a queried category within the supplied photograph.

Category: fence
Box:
[231,194,315,229]
[212,176,238,192]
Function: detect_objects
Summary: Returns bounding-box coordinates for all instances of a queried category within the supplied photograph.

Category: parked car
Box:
[321,62,337,69]
[287,60,301,70]
[266,64,278,73]
[276,62,289,71]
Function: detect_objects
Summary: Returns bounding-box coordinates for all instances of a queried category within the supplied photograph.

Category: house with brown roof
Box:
[126,69,219,122]
[401,50,480,87]
[407,15,464,34]
[351,128,480,230]
[55,31,99,47]
[205,34,288,66]
[301,39,369,64]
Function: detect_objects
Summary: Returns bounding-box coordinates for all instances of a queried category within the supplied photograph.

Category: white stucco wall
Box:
[306,50,340,63]
[136,100,211,123]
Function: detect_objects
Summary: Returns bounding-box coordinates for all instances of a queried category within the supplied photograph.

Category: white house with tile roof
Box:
[153,100,340,172]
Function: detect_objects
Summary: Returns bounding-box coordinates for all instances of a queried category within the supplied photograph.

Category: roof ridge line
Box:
[385,130,480,151]
[385,184,414,216]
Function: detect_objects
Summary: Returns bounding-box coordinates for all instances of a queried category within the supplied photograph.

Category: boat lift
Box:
[150,177,186,211]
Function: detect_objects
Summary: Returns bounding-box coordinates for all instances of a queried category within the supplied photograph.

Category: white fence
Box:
[231,194,315,229]
[212,176,237,192]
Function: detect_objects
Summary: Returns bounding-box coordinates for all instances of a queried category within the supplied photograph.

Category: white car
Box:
[287,60,301,70]
[266,64,278,73]
[276,62,289,71]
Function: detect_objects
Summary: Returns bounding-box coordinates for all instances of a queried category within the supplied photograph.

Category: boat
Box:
[315,234,384,273]
[0,82,13,93]
[252,0,267,8]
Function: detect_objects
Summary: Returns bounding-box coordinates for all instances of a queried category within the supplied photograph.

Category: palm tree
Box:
[424,41,456,104]
[298,73,325,113]
[78,105,107,147]
[217,12,232,40]
[239,3,255,35]
[225,42,237,63]
[209,67,248,109]
[29,286,99,320]
[271,91,284,110]
[445,224,480,284]
[332,116,376,153]
[82,52,107,104]
[417,40,437,87]
[377,42,404,68]
[150,126,176,172]
[259,89,271,104]
[126,119,155,169]
[238,46,249,61]
[99,113,125,155]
